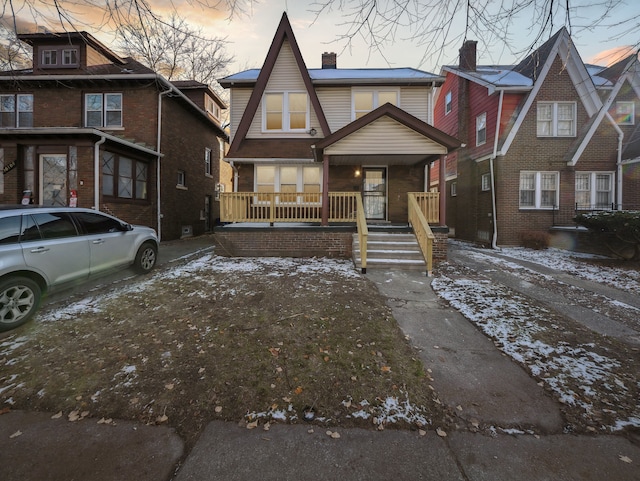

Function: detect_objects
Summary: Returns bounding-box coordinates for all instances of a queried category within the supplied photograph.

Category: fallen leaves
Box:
[436,428,447,437]
[619,455,632,464]
[326,430,340,439]
[68,410,90,422]
[9,430,22,438]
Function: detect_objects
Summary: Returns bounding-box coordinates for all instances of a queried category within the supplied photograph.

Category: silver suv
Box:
[0,206,158,331]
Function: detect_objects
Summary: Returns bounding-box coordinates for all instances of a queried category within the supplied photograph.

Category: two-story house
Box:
[0,31,228,241]
[216,13,460,272]
[433,29,640,248]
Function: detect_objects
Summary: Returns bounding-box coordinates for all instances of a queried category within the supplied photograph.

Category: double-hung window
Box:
[537,102,576,137]
[476,112,487,146]
[519,171,559,209]
[102,152,148,200]
[263,92,308,131]
[0,94,33,128]
[575,172,614,209]
[353,89,399,119]
[85,93,123,128]
[255,165,322,203]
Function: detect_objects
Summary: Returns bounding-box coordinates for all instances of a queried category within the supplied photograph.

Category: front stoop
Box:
[352,232,427,271]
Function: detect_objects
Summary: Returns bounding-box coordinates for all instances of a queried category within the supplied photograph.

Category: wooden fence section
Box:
[408,193,435,276]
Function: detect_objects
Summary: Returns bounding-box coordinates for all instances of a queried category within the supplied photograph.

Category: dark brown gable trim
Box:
[227,12,330,155]
[314,103,462,151]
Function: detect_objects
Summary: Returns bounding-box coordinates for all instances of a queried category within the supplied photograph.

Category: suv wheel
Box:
[0,277,42,332]
[134,242,158,273]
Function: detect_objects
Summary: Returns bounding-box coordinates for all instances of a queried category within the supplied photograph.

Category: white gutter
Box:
[490,90,505,249]
[156,87,172,241]
[93,136,106,210]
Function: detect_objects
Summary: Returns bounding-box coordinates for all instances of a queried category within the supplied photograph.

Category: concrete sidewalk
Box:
[2,239,639,480]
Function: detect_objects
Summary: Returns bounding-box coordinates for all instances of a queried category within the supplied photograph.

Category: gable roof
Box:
[225,12,330,157]
[312,103,461,165]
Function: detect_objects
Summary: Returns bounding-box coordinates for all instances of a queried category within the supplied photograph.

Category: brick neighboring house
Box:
[432,28,640,247]
[216,13,460,267]
[0,31,228,241]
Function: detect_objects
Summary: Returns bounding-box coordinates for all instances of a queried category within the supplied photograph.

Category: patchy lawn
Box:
[0,256,451,450]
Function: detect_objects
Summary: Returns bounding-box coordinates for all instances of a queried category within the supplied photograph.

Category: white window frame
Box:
[537,102,576,137]
[351,88,399,120]
[41,49,57,66]
[205,148,212,177]
[254,165,323,204]
[575,172,614,209]
[206,96,221,120]
[450,181,457,197]
[615,101,635,125]
[62,48,78,66]
[85,93,123,128]
[177,170,186,188]
[476,112,487,146]
[519,171,559,210]
[262,91,309,132]
[445,91,452,115]
[481,173,491,191]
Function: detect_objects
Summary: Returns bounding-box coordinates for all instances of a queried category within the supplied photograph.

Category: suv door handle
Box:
[30,247,50,253]
[92,239,105,245]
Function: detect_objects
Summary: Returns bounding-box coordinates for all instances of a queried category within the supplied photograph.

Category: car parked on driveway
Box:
[0,206,158,331]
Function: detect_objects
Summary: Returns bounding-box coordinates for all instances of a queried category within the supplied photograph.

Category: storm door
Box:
[40,154,68,206]
[362,167,387,220]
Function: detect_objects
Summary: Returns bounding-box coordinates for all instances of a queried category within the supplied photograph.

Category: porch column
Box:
[321,154,330,226]
[439,155,446,226]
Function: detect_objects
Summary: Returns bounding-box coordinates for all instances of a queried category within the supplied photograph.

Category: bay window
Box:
[102,152,148,200]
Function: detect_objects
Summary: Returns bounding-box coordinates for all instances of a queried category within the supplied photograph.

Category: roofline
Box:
[17,31,125,65]
[442,66,533,93]
[220,77,444,88]
[0,127,162,156]
[0,73,228,139]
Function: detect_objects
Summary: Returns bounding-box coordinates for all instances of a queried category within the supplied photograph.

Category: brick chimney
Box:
[322,52,337,69]
[459,40,477,71]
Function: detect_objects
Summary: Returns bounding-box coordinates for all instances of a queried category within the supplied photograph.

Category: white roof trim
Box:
[224,157,316,164]
[500,30,603,156]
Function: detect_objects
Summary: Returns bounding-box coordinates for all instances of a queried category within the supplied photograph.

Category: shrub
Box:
[519,230,550,250]
[574,211,640,261]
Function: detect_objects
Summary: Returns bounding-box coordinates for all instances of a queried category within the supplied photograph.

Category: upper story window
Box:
[0,94,33,128]
[40,46,79,68]
[520,171,559,209]
[85,93,122,128]
[445,91,452,114]
[205,96,221,120]
[263,91,308,132]
[614,101,634,125]
[476,112,487,146]
[575,172,614,209]
[102,152,148,200]
[353,89,399,119]
[537,102,576,137]
[205,148,212,176]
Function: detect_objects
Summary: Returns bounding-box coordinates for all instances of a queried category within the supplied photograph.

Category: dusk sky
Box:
[7,0,640,74]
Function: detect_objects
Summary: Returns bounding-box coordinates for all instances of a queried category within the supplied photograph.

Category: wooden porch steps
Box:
[352,232,427,271]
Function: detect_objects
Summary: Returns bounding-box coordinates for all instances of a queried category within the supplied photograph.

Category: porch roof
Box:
[311,103,462,166]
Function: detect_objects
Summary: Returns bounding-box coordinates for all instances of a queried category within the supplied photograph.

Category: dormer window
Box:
[39,46,79,68]
[205,95,221,120]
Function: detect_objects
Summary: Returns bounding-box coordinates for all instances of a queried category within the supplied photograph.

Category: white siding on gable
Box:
[247,40,320,138]
[324,117,447,155]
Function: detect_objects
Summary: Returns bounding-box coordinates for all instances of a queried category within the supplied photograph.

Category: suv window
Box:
[30,212,79,239]
[0,216,22,244]
[72,211,124,235]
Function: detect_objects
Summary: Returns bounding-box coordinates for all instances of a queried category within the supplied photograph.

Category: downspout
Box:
[93,136,106,210]
[606,113,624,208]
[156,87,172,241]
[490,90,505,249]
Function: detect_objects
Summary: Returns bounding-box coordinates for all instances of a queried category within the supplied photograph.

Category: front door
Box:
[40,154,68,206]
[362,167,387,220]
